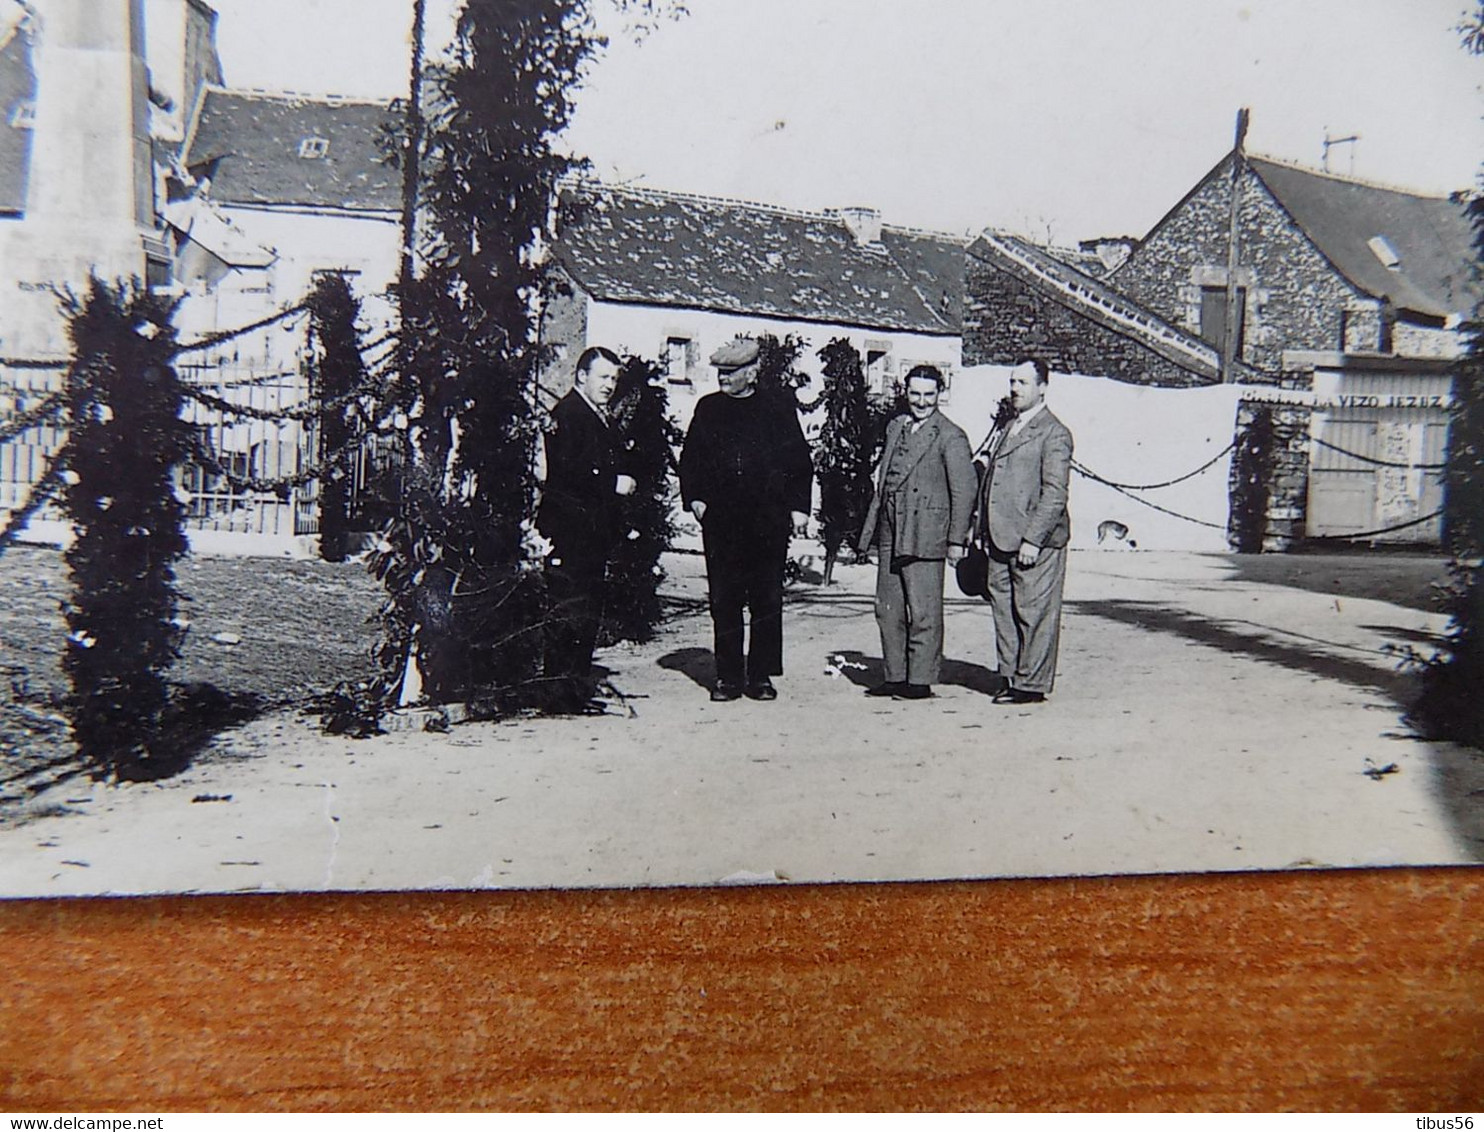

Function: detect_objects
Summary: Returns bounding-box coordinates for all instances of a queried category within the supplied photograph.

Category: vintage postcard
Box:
[0,0,1480,897]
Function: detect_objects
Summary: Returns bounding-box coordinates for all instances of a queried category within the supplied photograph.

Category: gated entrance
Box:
[1304,358,1452,544]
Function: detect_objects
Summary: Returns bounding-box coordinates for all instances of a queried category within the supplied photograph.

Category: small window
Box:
[8,101,35,130]
[297,137,329,159]
[664,336,694,385]
[865,342,891,394]
[1199,286,1246,356]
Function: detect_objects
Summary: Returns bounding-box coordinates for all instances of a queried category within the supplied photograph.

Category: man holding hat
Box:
[679,336,813,702]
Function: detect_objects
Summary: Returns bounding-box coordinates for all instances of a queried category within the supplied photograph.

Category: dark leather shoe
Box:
[745,679,778,701]
[710,683,743,702]
[995,687,1046,704]
[865,681,907,698]
[893,683,934,700]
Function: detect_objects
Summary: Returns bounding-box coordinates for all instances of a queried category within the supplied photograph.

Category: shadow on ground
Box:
[830,649,1005,696]
[1222,551,1451,613]
[1068,599,1418,703]
[657,647,716,690]
[1070,598,1484,863]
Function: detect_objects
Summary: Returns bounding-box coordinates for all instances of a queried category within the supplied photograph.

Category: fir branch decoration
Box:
[371,0,609,710]
[813,338,875,584]
[59,279,193,781]
[306,273,372,562]
[600,354,679,644]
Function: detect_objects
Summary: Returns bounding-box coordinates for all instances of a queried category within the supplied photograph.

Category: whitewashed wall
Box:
[583,299,961,434]
[941,366,1254,553]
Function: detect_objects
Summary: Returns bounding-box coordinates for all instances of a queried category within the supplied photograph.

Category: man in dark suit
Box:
[679,337,813,703]
[857,365,978,700]
[537,346,635,708]
[978,358,1073,704]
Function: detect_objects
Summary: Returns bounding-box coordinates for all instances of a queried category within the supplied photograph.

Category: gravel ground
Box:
[1,545,1479,896]
[0,541,1459,818]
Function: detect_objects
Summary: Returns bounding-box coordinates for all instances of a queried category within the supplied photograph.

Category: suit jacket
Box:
[858,410,978,559]
[537,391,626,557]
[980,407,1073,553]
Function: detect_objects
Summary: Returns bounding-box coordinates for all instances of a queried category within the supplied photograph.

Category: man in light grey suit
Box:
[978,358,1074,704]
[857,365,978,700]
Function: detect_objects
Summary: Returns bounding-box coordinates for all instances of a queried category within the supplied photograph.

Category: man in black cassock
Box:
[678,337,813,702]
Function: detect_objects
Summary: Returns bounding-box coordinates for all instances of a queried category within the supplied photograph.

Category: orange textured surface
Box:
[1,869,1481,1111]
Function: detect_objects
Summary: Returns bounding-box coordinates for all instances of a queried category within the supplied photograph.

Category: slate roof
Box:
[1247,155,1478,321]
[969,230,1225,383]
[555,185,964,335]
[182,87,402,212]
[0,16,36,215]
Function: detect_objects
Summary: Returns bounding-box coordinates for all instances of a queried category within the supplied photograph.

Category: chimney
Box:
[837,206,882,247]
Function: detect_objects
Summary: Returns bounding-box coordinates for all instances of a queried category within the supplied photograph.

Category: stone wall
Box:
[1228,398,1314,552]
[962,255,1212,388]
[1113,159,1374,374]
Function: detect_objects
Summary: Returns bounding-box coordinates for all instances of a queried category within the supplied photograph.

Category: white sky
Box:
[208,0,1484,242]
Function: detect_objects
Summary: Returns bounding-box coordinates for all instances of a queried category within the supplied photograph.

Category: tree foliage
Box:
[59,279,193,779]
[306,272,370,562]
[813,338,875,582]
[1413,15,1484,746]
[755,333,814,410]
[370,0,607,709]
[1227,404,1275,554]
[599,354,679,645]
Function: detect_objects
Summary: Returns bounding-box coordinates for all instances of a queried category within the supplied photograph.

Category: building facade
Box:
[539,184,966,430]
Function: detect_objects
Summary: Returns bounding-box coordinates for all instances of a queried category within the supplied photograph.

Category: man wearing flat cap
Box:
[679,336,813,702]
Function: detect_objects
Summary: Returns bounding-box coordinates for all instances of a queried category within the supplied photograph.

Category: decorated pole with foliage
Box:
[371,0,609,711]
[599,354,679,645]
[755,333,816,409]
[59,279,193,780]
[306,272,369,563]
[813,337,875,584]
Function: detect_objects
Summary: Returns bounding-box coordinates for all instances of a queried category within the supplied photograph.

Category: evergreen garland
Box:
[370,0,604,710]
[599,354,679,645]
[813,338,875,583]
[1227,404,1274,554]
[305,272,369,562]
[59,279,193,780]
[756,333,812,408]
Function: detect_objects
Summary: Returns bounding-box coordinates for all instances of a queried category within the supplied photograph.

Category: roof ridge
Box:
[204,83,395,109]
[568,178,834,223]
[976,231,1222,377]
[880,222,972,245]
[567,178,971,241]
[1247,151,1459,201]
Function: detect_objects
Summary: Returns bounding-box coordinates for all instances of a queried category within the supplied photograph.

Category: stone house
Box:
[1112,152,1476,371]
[1110,151,1477,544]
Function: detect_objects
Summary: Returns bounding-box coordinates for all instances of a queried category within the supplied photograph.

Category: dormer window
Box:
[8,101,35,130]
[298,137,329,159]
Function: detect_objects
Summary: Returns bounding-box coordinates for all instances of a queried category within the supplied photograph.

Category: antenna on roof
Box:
[1322,129,1360,175]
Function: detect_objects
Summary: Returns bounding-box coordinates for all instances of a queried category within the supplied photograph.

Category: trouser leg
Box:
[899,556,946,686]
[985,548,1017,680]
[745,524,788,680]
[703,529,746,687]
[874,547,909,683]
[544,552,603,687]
[1009,544,1066,694]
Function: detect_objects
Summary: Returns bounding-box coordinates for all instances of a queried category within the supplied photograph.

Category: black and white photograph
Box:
[1,0,1482,899]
